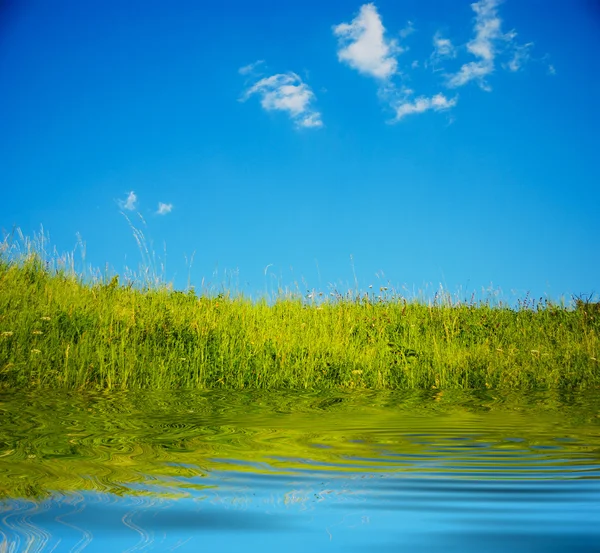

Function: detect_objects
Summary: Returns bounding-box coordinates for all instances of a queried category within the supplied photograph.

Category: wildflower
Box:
[1,331,14,337]
[31,349,41,354]
[41,316,51,321]
[32,330,43,335]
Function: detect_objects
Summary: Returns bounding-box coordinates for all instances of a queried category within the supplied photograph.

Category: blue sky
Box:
[1,0,599,304]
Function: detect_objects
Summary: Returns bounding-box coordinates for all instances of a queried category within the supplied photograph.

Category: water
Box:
[1,389,599,552]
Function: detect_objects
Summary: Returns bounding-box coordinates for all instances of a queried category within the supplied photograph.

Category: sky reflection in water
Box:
[1,389,599,552]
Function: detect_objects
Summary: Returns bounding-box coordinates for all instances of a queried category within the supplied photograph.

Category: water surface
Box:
[1,389,599,552]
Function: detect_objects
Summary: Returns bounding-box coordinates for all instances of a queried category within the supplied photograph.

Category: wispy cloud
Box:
[156,202,173,215]
[432,32,457,61]
[427,31,457,74]
[333,3,401,80]
[446,0,510,90]
[399,20,416,39]
[119,191,137,211]
[334,4,456,123]
[540,53,557,76]
[505,41,533,72]
[239,60,264,75]
[241,71,322,129]
[447,59,495,90]
[392,92,457,121]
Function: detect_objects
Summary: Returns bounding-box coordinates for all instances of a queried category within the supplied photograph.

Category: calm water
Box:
[1,389,599,552]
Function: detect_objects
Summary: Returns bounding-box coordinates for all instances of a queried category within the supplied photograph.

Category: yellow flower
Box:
[41,316,51,321]
[32,330,43,335]
[1,331,13,337]
[31,349,41,354]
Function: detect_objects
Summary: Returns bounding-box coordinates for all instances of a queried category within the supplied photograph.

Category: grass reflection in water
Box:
[1,389,599,501]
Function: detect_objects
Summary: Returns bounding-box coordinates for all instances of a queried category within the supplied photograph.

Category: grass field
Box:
[1,230,598,390]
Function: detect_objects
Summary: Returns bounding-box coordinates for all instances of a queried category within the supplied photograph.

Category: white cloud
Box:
[156,202,173,215]
[432,32,456,59]
[241,72,322,129]
[467,0,505,60]
[392,93,458,121]
[333,3,401,80]
[119,191,137,211]
[298,113,323,128]
[399,20,415,39]
[239,60,264,75]
[506,41,533,72]
[428,31,457,73]
[333,4,458,124]
[447,59,494,89]
[540,54,557,76]
[443,0,545,90]
[446,0,510,90]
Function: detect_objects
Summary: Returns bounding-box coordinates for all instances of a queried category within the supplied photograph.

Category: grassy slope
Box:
[1,253,598,390]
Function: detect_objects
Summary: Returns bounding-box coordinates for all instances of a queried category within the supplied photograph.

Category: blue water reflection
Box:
[1,390,599,552]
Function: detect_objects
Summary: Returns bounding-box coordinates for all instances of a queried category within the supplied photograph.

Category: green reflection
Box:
[1,390,599,501]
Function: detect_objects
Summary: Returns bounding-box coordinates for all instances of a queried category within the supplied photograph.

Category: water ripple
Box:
[1,389,599,552]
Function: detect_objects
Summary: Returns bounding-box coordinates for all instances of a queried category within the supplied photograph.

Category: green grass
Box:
[0,230,598,390]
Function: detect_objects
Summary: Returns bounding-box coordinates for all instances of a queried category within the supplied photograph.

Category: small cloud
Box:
[432,31,456,60]
[445,0,539,90]
[411,60,419,69]
[428,31,457,73]
[445,0,511,90]
[467,0,505,61]
[506,41,533,72]
[399,20,415,39]
[333,3,401,80]
[447,59,494,90]
[298,113,323,128]
[119,191,137,211]
[156,202,173,215]
[540,53,557,76]
[241,72,322,129]
[392,92,457,121]
[239,60,264,75]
